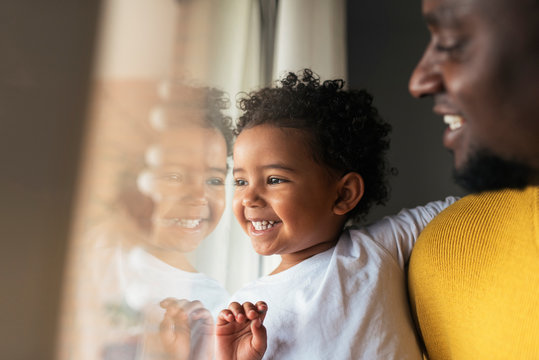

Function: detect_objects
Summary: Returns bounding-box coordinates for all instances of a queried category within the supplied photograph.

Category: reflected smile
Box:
[153,218,203,229]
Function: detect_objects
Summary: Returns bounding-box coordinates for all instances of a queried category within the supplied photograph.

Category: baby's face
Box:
[147,127,228,252]
[232,124,343,260]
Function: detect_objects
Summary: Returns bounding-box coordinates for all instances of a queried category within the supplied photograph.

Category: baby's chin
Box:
[250,241,278,257]
[152,229,208,251]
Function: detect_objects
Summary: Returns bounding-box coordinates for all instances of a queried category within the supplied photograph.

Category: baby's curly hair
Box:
[199,87,235,157]
[152,83,235,156]
[236,69,393,222]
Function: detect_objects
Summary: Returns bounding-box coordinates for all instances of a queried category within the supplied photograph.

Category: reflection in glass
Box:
[77,83,233,360]
[56,0,249,358]
[58,0,346,358]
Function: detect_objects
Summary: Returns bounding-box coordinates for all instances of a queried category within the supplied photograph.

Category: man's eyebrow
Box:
[424,5,467,28]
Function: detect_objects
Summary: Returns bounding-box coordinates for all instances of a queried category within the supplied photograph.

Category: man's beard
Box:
[453,148,532,193]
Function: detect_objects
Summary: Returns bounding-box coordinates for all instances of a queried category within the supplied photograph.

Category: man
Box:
[407,0,539,358]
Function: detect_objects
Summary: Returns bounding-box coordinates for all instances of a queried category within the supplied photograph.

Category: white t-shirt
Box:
[87,241,230,359]
[100,246,230,317]
[230,198,457,360]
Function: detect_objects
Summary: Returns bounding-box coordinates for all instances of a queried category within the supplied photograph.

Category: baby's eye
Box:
[206,177,225,186]
[160,173,183,183]
[234,179,248,187]
[267,177,287,185]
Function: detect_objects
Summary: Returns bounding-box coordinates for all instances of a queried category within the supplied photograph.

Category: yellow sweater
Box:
[408,186,539,359]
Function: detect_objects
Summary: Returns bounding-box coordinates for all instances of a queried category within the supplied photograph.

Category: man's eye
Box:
[433,37,467,57]
[435,43,460,52]
[234,179,247,186]
[206,177,225,186]
[268,177,286,185]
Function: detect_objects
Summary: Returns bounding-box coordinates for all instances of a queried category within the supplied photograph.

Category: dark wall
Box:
[347,0,465,223]
[0,1,100,359]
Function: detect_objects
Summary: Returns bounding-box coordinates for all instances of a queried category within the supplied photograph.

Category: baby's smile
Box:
[250,220,279,231]
[153,217,203,229]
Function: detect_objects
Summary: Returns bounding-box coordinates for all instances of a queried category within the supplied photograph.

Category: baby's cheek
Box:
[232,200,245,222]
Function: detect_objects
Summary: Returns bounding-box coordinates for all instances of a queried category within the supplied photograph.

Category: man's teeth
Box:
[251,220,276,231]
[444,115,463,130]
[155,218,202,228]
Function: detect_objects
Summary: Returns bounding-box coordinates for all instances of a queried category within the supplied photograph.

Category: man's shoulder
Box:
[439,185,537,216]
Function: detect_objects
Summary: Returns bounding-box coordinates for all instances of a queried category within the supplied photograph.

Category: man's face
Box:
[409,0,539,191]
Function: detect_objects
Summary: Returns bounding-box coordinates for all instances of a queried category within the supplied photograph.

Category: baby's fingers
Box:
[241,301,268,322]
[255,301,267,323]
[160,297,189,317]
[160,297,179,308]
[189,306,212,322]
[217,301,263,325]
[227,301,250,323]
[242,302,260,321]
[250,313,268,358]
[217,308,236,325]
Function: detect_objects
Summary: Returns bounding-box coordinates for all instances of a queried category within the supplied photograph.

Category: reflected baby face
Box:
[145,127,228,252]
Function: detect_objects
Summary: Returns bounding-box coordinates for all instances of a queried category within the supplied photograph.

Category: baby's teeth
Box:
[251,220,276,230]
[444,115,463,130]
[179,219,201,228]
[154,218,201,228]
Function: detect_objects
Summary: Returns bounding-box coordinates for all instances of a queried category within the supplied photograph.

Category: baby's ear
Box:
[333,172,364,216]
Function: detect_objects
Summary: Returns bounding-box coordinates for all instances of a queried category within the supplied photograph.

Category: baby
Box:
[215,69,456,360]
[80,83,234,360]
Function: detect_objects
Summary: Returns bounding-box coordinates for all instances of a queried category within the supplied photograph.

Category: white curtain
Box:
[273,0,347,81]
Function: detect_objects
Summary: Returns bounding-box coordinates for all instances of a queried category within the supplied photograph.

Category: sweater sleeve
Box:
[363,196,459,269]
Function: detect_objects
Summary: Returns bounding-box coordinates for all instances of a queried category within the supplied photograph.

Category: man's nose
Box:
[409,45,444,98]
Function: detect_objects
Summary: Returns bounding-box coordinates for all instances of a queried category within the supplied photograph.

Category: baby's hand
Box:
[215,301,267,360]
[159,298,215,360]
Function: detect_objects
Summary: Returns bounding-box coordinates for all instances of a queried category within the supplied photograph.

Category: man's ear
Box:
[333,172,364,216]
